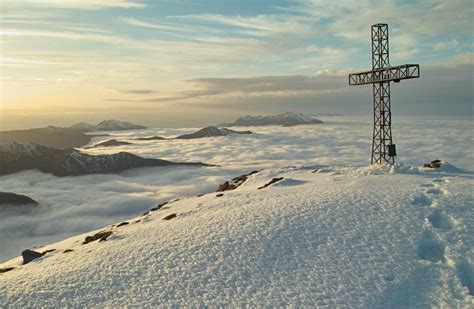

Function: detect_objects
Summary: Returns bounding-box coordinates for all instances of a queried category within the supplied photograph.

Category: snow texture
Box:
[0,164,473,307]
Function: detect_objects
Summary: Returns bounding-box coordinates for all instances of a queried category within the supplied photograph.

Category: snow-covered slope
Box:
[1,164,472,307]
[70,120,146,132]
[0,141,208,176]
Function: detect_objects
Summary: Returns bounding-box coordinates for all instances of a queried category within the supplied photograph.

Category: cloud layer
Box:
[0,115,471,262]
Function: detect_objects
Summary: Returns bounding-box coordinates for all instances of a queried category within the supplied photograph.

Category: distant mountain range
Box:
[218,112,323,127]
[0,142,209,177]
[175,126,252,139]
[0,120,146,149]
[69,120,146,132]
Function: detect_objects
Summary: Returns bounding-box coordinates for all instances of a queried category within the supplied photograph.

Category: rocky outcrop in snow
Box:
[219,112,323,127]
[0,141,209,177]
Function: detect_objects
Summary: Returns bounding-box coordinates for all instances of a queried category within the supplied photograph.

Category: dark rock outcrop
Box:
[424,159,442,169]
[175,126,252,139]
[116,222,129,227]
[0,267,15,274]
[258,177,284,190]
[0,141,210,177]
[150,201,168,211]
[22,249,43,264]
[0,192,38,206]
[219,112,323,127]
[83,230,113,244]
[217,170,259,192]
[163,213,177,220]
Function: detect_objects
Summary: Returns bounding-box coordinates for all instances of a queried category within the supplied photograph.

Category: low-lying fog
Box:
[0,115,472,262]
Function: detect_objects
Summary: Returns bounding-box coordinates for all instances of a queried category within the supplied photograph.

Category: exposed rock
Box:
[150,201,168,211]
[216,193,224,197]
[116,222,129,227]
[163,213,177,220]
[216,170,259,192]
[63,249,74,253]
[42,249,56,254]
[175,126,252,139]
[0,141,210,176]
[22,249,43,264]
[424,159,442,169]
[258,177,284,190]
[219,112,323,127]
[0,192,38,206]
[0,267,15,274]
[83,230,113,245]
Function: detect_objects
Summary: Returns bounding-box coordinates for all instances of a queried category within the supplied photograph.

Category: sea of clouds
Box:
[0,115,472,262]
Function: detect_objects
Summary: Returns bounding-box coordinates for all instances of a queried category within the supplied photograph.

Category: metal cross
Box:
[349,24,420,164]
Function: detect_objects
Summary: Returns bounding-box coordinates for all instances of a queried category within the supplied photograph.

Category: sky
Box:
[0,0,473,129]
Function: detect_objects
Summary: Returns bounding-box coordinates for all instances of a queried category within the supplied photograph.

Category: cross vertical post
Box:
[348,24,420,165]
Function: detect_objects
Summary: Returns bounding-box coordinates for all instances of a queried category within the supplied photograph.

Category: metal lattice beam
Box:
[348,64,420,86]
[348,23,420,165]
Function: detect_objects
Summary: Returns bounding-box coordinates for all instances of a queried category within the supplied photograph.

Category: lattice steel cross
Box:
[349,24,420,164]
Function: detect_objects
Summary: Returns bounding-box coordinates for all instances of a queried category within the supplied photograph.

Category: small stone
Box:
[116,221,129,227]
[216,193,224,197]
[0,267,15,274]
[163,213,177,220]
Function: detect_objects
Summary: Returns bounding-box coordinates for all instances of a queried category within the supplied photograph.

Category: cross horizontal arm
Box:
[349,64,419,86]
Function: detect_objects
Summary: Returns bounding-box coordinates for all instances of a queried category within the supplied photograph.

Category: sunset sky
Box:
[1,0,472,129]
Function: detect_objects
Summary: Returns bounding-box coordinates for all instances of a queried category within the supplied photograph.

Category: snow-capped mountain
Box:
[0,141,208,177]
[175,126,252,139]
[1,164,471,306]
[70,120,146,132]
[219,112,323,127]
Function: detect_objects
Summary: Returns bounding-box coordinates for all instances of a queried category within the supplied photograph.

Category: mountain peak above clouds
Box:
[219,112,323,127]
[175,126,252,139]
[69,120,146,132]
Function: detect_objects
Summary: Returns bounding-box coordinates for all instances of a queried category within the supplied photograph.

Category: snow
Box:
[1,164,473,307]
[0,141,42,156]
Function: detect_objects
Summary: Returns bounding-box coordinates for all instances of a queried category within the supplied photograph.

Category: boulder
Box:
[22,249,43,264]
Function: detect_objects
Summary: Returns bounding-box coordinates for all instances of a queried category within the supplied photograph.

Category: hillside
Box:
[0,126,92,149]
[0,141,209,176]
[1,164,472,307]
